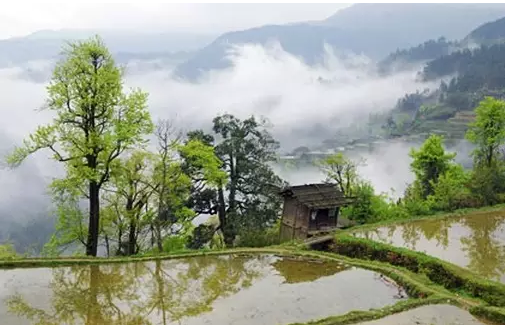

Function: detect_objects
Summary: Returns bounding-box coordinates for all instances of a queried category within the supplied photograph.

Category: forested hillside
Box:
[381,16,505,138]
[464,16,505,45]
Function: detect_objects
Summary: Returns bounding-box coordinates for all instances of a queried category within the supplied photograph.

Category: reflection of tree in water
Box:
[416,218,452,249]
[460,212,505,280]
[359,226,394,244]
[400,222,421,250]
[7,263,145,324]
[272,257,349,284]
[137,254,267,324]
[358,217,454,253]
[6,254,269,325]
[386,218,453,251]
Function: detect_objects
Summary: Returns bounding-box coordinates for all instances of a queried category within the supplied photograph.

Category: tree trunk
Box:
[217,185,234,246]
[86,181,100,257]
[104,234,110,257]
[155,220,163,252]
[116,228,123,256]
[487,145,494,168]
[127,220,137,255]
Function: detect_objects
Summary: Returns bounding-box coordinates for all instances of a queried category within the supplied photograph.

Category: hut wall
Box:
[295,202,310,238]
[279,197,298,242]
[280,197,312,242]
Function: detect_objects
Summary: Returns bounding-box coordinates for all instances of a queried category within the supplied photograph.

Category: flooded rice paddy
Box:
[352,210,505,283]
[0,254,408,325]
[357,304,487,325]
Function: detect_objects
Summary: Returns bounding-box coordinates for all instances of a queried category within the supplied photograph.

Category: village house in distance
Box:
[278,183,355,242]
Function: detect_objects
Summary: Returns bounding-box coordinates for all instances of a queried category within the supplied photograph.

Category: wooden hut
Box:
[278,183,354,242]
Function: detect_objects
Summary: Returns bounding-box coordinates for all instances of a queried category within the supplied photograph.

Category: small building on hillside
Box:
[278,183,355,242]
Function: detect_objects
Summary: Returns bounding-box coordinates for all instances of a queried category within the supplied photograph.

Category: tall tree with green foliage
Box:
[465,97,505,204]
[409,134,455,199]
[213,114,285,246]
[6,36,153,256]
[466,96,505,168]
[184,114,285,246]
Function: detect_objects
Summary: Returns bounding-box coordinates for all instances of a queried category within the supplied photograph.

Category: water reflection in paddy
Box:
[353,210,505,283]
[0,254,407,325]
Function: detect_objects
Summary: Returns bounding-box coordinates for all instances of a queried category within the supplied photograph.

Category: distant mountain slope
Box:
[0,29,214,68]
[175,3,505,80]
[324,3,505,43]
[378,37,456,74]
[173,23,400,80]
[463,16,505,45]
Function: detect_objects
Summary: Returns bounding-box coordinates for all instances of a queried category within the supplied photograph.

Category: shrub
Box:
[470,306,505,324]
[0,244,18,260]
[469,164,505,206]
[186,224,216,249]
[341,181,409,224]
[235,221,280,248]
[162,235,187,252]
[426,164,472,211]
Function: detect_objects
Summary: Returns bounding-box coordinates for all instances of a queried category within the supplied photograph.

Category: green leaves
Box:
[466,96,505,167]
[0,244,18,260]
[179,139,226,187]
[7,36,154,256]
[317,152,363,196]
[409,134,456,198]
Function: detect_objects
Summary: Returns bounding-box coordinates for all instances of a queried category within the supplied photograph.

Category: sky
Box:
[1,2,350,39]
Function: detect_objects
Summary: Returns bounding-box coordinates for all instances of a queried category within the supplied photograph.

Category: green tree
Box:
[6,36,153,256]
[316,153,361,196]
[409,134,455,199]
[213,114,285,246]
[426,164,471,211]
[184,114,285,247]
[0,243,17,259]
[466,96,505,168]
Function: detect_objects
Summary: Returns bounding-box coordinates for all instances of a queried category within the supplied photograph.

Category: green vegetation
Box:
[0,244,17,259]
[470,305,505,324]
[381,35,505,139]
[6,37,154,257]
[326,98,505,228]
[288,298,452,325]
[330,234,505,307]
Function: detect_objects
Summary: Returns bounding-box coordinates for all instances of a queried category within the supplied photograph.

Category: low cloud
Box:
[127,42,438,150]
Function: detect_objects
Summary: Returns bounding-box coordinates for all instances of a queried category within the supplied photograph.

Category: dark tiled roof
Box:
[279,183,355,209]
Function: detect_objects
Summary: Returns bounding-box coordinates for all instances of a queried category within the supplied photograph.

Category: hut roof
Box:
[279,183,355,209]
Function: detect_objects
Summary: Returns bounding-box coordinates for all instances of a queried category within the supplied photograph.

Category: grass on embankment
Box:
[470,305,505,324]
[288,297,455,325]
[343,203,505,234]
[329,233,505,308]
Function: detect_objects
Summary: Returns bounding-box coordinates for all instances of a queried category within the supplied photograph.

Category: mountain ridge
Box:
[173,3,505,80]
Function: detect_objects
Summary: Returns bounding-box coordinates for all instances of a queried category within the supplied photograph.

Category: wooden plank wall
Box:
[280,197,310,242]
